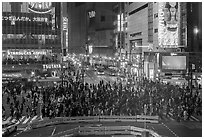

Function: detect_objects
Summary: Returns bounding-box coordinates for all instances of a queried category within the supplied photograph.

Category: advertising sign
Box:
[158,2,180,47]
[7,49,51,56]
[159,52,189,72]
[28,2,52,14]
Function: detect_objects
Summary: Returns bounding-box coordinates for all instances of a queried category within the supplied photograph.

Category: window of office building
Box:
[154,28,158,33]
[101,15,105,22]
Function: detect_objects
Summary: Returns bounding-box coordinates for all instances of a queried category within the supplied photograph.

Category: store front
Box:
[42,63,63,77]
[2,49,61,65]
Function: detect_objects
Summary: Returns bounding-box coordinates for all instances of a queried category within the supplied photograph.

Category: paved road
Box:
[9,119,201,137]
[84,68,118,85]
[3,66,202,137]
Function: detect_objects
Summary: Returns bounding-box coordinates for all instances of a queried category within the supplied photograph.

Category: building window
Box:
[130,32,142,37]
[154,28,158,33]
[101,16,105,22]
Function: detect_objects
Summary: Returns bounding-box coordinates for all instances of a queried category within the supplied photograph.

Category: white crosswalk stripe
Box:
[22,116,31,124]
[5,116,12,122]
[3,115,42,126]
[16,116,26,124]
[11,119,17,123]
[29,115,38,124]
[190,116,199,122]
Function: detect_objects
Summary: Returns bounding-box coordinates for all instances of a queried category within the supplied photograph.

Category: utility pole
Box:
[119,2,122,70]
[119,2,122,57]
[60,2,64,87]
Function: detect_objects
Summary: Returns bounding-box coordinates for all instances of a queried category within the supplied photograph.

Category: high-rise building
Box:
[68,2,116,56]
[2,2,65,77]
[122,2,201,80]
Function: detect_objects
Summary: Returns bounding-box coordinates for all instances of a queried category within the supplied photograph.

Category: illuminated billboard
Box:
[162,56,186,70]
[28,2,53,14]
[159,53,189,71]
[2,2,58,34]
[158,2,180,47]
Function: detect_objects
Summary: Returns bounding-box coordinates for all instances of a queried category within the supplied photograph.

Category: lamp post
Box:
[60,2,64,87]
[190,26,199,96]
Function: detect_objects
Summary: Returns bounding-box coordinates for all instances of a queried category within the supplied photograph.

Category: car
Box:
[109,71,117,76]
[127,78,134,85]
[97,69,105,75]
[80,73,87,78]
[2,121,17,137]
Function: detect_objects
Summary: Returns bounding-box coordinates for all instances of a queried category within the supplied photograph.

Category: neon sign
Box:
[2,15,49,23]
[88,11,96,18]
[43,64,61,69]
[28,2,52,14]
[7,49,51,56]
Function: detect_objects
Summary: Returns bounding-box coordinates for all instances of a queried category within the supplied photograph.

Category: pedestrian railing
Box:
[51,125,161,137]
[136,115,159,123]
[30,115,159,129]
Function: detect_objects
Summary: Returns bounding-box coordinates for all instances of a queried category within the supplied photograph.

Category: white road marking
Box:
[29,115,38,124]
[6,116,12,122]
[161,122,178,137]
[16,116,26,124]
[11,119,16,123]
[51,127,56,136]
[190,116,199,122]
[23,116,30,124]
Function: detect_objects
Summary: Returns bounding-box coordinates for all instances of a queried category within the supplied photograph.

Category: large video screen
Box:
[162,56,186,70]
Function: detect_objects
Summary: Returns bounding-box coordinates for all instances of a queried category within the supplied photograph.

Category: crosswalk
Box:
[3,115,41,126]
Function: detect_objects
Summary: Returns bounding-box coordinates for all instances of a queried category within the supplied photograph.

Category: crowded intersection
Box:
[2,2,202,137]
[2,72,202,123]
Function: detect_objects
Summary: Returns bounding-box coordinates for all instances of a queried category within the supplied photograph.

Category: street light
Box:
[193,26,199,35]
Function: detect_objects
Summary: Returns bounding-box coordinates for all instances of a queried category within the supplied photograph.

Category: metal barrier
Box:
[52,125,161,137]
[30,115,159,129]
[136,115,159,123]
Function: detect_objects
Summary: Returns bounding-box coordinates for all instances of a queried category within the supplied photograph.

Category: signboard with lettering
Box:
[7,49,51,56]
[2,12,53,34]
[62,17,69,53]
[63,17,68,31]
[28,2,52,14]
[43,64,61,69]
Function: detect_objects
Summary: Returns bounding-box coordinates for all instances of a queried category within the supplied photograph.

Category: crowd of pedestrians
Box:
[2,74,202,122]
[2,80,40,121]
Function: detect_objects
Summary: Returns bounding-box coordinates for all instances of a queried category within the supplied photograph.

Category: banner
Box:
[158,2,180,47]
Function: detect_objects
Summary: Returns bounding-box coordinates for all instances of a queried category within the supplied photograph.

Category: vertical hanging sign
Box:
[61,2,68,55]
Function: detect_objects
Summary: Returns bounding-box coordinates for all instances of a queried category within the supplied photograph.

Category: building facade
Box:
[122,2,201,82]
[2,2,65,77]
[68,2,116,56]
